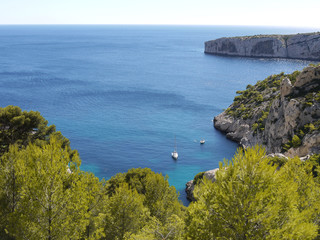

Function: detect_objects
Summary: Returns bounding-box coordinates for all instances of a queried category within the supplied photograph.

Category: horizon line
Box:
[0,23,319,29]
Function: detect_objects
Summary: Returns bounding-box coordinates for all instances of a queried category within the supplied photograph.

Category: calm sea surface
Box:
[0,25,318,204]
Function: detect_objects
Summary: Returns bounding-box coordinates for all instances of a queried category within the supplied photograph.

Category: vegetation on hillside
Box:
[0,105,76,157]
[224,64,320,153]
[225,70,300,123]
[1,105,320,239]
[187,146,320,239]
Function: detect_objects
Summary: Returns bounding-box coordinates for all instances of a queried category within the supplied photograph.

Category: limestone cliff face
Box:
[205,33,320,60]
[214,65,320,157]
[186,65,320,202]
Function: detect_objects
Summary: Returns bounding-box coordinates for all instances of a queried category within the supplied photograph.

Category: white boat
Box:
[172,150,178,160]
[172,136,178,160]
[200,139,205,144]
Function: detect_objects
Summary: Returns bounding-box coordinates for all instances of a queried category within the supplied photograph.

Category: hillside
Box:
[214,64,320,157]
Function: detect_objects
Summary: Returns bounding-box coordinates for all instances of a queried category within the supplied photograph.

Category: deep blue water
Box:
[0,25,318,204]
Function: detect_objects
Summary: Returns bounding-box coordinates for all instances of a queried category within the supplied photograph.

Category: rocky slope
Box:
[186,65,320,202]
[214,64,320,157]
[205,32,320,60]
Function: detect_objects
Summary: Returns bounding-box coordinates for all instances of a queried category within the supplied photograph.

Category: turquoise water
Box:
[0,25,317,204]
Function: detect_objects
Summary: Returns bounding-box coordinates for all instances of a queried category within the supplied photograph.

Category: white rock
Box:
[203,168,219,182]
[185,168,219,202]
[280,77,293,100]
[294,65,320,87]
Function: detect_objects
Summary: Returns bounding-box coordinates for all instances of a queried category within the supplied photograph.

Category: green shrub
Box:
[252,123,258,132]
[268,156,288,167]
[306,154,320,177]
[246,84,253,89]
[304,123,316,133]
[287,70,300,84]
[292,135,302,148]
[299,129,304,136]
[316,91,320,102]
[256,94,263,103]
[282,143,292,152]
[271,80,281,87]
[193,172,205,185]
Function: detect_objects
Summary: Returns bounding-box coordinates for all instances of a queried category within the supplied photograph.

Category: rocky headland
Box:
[205,32,320,60]
[214,64,320,157]
[186,65,320,201]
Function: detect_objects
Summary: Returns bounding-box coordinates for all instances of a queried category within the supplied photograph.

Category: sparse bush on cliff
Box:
[282,121,320,152]
[287,70,300,84]
[292,135,302,148]
[316,91,320,102]
[225,70,302,122]
[282,135,302,152]
[222,65,320,156]
[226,72,285,121]
[193,171,205,185]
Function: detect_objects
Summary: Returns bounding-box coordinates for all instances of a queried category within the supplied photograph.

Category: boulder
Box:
[294,65,320,88]
[280,77,293,100]
[185,180,195,201]
[185,168,219,202]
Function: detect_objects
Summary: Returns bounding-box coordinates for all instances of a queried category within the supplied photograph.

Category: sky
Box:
[0,0,320,27]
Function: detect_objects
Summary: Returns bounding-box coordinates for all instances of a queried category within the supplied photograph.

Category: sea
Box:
[0,25,318,205]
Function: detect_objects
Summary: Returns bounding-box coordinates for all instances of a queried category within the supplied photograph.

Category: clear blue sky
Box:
[1,0,320,27]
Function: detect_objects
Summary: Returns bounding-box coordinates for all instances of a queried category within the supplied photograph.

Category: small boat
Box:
[172,150,178,160]
[172,136,178,160]
[200,139,205,144]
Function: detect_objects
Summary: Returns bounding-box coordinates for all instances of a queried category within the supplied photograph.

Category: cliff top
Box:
[206,32,320,42]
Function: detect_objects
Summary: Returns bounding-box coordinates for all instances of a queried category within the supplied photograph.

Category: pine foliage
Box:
[1,106,320,239]
[186,146,320,240]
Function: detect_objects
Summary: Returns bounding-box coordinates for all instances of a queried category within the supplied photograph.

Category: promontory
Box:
[186,64,320,202]
[205,32,320,60]
[214,64,320,157]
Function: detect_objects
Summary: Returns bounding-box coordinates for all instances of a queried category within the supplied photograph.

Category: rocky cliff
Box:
[214,64,320,157]
[205,33,320,60]
[186,65,320,202]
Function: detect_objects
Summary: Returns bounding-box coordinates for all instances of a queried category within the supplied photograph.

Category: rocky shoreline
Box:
[205,32,320,60]
[186,65,320,201]
[214,65,320,157]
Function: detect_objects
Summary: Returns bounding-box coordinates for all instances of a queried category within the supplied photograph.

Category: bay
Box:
[0,25,317,204]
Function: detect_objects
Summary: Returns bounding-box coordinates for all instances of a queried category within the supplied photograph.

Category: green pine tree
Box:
[102,183,149,240]
[0,136,96,239]
[186,146,319,240]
